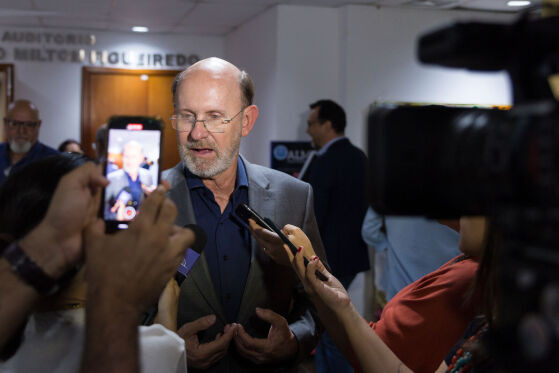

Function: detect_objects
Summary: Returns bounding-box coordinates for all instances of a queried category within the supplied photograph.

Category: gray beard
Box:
[9,140,32,154]
[179,135,241,179]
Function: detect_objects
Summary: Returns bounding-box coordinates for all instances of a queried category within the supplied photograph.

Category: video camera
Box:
[367,11,559,372]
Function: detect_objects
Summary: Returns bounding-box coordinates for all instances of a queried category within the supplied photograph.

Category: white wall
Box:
[227,5,515,167]
[227,5,341,167]
[1,27,224,149]
[275,6,341,143]
[227,7,278,166]
[341,6,514,150]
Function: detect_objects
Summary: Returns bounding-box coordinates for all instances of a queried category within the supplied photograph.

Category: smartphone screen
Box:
[102,116,163,231]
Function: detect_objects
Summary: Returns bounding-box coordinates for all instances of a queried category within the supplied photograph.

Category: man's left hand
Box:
[232,307,298,365]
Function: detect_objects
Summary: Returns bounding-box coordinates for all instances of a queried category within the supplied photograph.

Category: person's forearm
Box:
[81,291,141,373]
[0,260,39,351]
[337,303,412,373]
[311,295,353,360]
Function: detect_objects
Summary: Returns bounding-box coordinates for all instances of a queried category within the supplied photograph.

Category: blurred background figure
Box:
[0,99,58,185]
[58,139,84,154]
[362,207,460,302]
[301,99,369,373]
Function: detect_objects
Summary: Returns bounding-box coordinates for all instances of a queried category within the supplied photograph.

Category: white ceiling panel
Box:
[109,5,194,26]
[40,16,109,30]
[180,3,270,26]
[0,0,540,35]
[0,16,41,27]
[0,0,34,9]
[172,23,233,35]
[33,0,113,12]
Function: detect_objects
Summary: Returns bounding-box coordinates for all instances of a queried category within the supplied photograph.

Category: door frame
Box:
[81,66,181,157]
[0,64,14,141]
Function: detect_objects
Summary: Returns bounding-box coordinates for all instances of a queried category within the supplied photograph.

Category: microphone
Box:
[175,224,207,286]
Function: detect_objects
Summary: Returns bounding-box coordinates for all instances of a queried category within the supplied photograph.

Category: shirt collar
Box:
[317,136,345,156]
[185,156,248,191]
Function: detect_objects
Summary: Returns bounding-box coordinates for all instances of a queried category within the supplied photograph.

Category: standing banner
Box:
[270,141,313,178]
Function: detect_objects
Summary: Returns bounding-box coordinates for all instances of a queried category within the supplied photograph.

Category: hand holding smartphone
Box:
[235,203,328,281]
[101,116,163,232]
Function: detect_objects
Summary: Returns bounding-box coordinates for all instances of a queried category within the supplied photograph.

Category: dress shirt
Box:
[361,207,460,300]
[185,157,250,323]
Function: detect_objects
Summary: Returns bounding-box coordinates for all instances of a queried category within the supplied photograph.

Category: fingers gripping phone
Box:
[101,116,163,232]
[235,203,328,281]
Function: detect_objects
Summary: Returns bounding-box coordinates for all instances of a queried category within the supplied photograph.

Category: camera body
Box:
[367,13,559,371]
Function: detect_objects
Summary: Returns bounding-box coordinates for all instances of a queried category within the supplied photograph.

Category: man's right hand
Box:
[177,315,238,369]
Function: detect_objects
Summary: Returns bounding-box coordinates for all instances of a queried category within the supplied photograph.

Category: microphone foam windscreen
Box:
[184,224,207,254]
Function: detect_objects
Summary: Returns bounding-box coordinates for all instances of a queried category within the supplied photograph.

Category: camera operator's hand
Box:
[19,162,107,278]
[82,185,195,373]
[177,315,237,369]
[85,185,194,314]
[247,219,290,266]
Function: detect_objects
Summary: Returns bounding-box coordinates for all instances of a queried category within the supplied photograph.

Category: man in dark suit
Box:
[163,57,327,372]
[302,99,370,373]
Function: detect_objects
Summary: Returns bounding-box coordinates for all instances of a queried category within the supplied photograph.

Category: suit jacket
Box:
[305,137,370,279]
[163,156,327,373]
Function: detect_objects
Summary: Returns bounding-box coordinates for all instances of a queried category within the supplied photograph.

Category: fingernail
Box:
[297,246,303,253]
[312,256,319,261]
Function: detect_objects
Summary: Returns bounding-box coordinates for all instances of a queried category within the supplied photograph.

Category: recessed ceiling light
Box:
[132,26,149,33]
[507,1,531,6]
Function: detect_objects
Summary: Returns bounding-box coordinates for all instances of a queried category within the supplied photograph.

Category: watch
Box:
[2,240,59,295]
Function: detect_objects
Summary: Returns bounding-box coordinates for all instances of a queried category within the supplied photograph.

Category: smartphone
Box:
[235,203,273,231]
[102,116,163,232]
[235,203,328,281]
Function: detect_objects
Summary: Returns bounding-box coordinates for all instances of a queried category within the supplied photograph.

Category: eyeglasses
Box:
[4,118,40,129]
[169,108,245,133]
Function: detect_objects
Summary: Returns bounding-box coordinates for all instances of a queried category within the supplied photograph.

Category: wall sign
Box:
[0,30,200,68]
[270,141,313,178]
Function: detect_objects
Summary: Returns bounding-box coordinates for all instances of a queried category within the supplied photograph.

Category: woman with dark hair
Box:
[0,154,187,373]
[57,139,84,154]
[272,217,495,373]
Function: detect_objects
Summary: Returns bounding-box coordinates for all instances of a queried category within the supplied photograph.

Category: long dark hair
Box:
[472,219,502,326]
[0,153,90,242]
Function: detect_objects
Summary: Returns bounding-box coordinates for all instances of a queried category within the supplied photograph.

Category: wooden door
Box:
[0,64,14,141]
[81,67,181,170]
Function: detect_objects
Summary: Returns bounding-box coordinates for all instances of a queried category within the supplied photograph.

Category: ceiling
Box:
[0,0,543,36]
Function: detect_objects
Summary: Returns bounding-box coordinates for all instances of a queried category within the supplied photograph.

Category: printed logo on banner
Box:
[273,145,288,161]
[270,141,313,177]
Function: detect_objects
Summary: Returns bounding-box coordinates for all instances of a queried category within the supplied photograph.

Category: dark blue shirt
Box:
[185,158,250,323]
[0,141,59,185]
[125,171,143,206]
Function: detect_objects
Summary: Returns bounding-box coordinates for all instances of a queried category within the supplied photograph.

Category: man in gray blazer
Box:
[163,57,327,372]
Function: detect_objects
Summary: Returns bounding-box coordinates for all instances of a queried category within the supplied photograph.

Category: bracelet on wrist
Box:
[2,240,59,295]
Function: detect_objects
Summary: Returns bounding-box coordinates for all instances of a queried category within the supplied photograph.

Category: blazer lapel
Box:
[165,163,227,323]
[236,157,275,325]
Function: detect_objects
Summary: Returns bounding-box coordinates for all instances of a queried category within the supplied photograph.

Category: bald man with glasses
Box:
[0,99,58,184]
[163,57,327,372]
